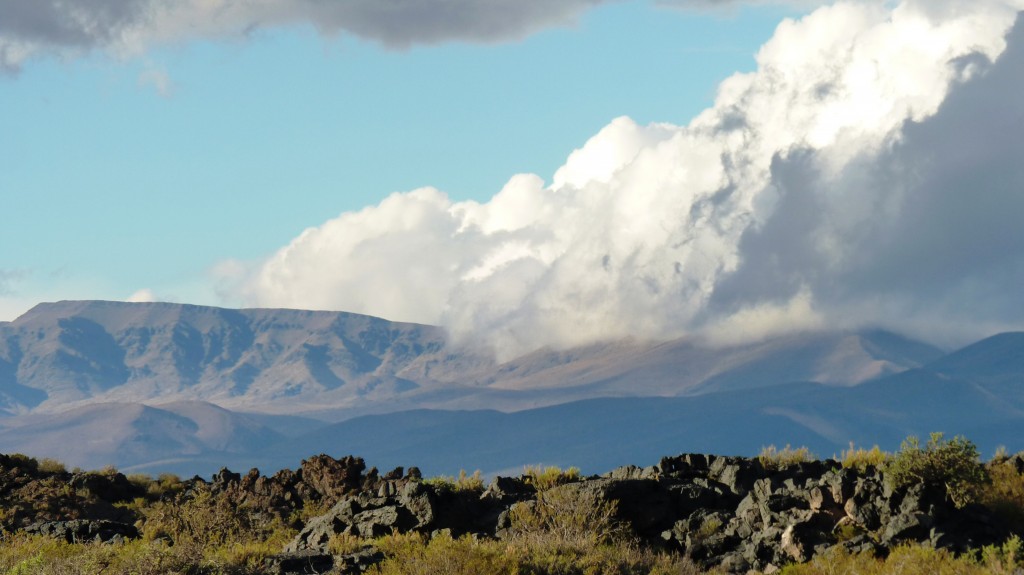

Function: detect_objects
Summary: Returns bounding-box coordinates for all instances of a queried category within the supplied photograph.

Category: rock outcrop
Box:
[274,453,1010,574]
[1,450,1015,574]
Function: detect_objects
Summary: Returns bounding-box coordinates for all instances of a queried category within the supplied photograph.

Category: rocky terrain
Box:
[2,447,1021,574]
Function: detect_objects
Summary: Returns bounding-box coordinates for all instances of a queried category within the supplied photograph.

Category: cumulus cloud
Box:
[226,0,1024,358]
[0,0,614,72]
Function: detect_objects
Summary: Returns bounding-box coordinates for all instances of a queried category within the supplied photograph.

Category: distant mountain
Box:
[924,332,1024,383]
[4,300,1020,476]
[273,365,1024,477]
[0,400,284,474]
[0,301,460,415]
[0,301,944,418]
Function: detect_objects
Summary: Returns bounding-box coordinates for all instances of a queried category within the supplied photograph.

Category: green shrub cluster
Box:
[885,432,988,508]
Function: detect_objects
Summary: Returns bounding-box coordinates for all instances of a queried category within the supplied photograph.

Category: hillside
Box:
[0,301,943,418]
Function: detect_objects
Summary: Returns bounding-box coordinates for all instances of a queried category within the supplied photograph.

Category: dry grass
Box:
[840,443,891,471]
[522,465,581,491]
[758,445,815,470]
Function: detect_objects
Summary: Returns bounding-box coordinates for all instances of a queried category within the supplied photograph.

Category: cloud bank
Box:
[0,0,619,72]
[224,0,1024,357]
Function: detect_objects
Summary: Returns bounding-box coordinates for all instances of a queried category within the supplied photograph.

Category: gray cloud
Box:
[711,16,1024,345]
[0,0,613,72]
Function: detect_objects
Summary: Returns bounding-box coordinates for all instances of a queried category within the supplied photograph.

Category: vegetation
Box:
[371,531,702,575]
[758,444,815,470]
[839,443,891,471]
[780,538,1024,575]
[885,432,988,508]
[508,484,626,547]
[522,464,582,490]
[2,434,1024,574]
[422,469,484,493]
[982,460,1024,534]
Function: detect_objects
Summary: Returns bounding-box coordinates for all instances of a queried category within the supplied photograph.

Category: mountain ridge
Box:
[1,300,1020,475]
[0,300,947,418]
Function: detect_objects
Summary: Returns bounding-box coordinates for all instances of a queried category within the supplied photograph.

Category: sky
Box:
[3,0,1024,358]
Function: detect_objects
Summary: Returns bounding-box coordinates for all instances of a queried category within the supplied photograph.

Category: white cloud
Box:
[224,0,1024,358]
[125,288,159,303]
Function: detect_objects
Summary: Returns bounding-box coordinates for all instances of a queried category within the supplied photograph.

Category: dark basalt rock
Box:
[1,450,1017,574]
[25,519,138,544]
[264,550,335,575]
[276,451,1016,573]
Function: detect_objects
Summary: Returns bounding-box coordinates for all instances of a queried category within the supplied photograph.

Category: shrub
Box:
[423,470,484,493]
[885,432,988,508]
[138,483,293,559]
[759,445,815,470]
[0,534,193,575]
[508,484,626,547]
[840,443,891,472]
[522,465,581,491]
[36,458,67,475]
[372,530,702,575]
[981,462,1024,533]
[373,532,519,575]
[981,535,1024,573]
[778,542,1021,575]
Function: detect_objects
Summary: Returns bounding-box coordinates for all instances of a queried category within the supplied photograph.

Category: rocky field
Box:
[3,434,1024,574]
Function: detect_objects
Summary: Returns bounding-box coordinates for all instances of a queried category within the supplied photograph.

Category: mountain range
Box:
[0,300,1020,476]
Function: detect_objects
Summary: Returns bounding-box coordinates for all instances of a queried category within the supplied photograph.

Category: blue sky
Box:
[0,2,802,321]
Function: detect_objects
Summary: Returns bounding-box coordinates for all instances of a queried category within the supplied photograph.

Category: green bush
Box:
[885,432,988,508]
[981,463,1024,533]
